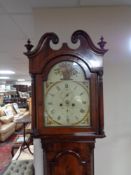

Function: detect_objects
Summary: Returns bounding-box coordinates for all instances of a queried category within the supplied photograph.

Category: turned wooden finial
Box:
[97,36,107,50]
[24,39,34,53]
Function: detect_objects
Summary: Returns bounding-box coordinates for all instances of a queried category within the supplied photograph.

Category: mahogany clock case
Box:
[25,30,108,175]
[26,30,107,137]
[25,30,108,140]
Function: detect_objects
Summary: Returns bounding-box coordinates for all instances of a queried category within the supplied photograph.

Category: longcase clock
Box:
[25,30,108,175]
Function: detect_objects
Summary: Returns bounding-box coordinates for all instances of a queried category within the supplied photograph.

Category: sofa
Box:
[0,102,30,141]
[3,160,34,175]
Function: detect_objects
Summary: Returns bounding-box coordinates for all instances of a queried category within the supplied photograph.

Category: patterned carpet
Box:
[0,144,12,174]
[0,134,17,174]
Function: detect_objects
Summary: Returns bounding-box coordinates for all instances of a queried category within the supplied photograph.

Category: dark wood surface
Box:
[42,141,95,175]
[25,30,108,175]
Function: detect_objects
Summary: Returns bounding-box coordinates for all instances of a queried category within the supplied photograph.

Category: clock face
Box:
[44,61,90,127]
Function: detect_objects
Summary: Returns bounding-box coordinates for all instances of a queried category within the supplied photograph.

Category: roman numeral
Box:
[56,86,60,91]
[57,116,61,120]
[66,118,70,123]
[80,92,84,96]
[82,101,86,104]
[75,116,79,120]
[51,109,55,114]
[65,84,68,88]
[80,109,85,113]
[48,102,53,105]
[50,93,54,97]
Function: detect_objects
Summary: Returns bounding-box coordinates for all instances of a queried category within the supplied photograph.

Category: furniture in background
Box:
[13,84,31,93]
[0,84,31,108]
[2,160,34,175]
[12,145,34,161]
[12,118,33,159]
[0,122,15,142]
[0,102,30,141]
[11,133,31,157]
[0,95,4,105]
[2,145,34,175]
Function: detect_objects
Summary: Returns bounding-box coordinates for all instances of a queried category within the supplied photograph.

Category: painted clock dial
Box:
[44,61,90,127]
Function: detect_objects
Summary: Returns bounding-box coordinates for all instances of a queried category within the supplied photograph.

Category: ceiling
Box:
[0,0,130,85]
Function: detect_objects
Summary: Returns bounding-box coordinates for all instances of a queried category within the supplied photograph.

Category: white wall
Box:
[33,7,131,175]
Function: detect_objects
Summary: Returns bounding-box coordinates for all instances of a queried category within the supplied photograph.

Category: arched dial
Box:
[44,80,90,127]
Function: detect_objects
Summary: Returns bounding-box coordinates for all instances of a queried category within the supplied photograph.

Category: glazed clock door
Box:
[44,61,90,127]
